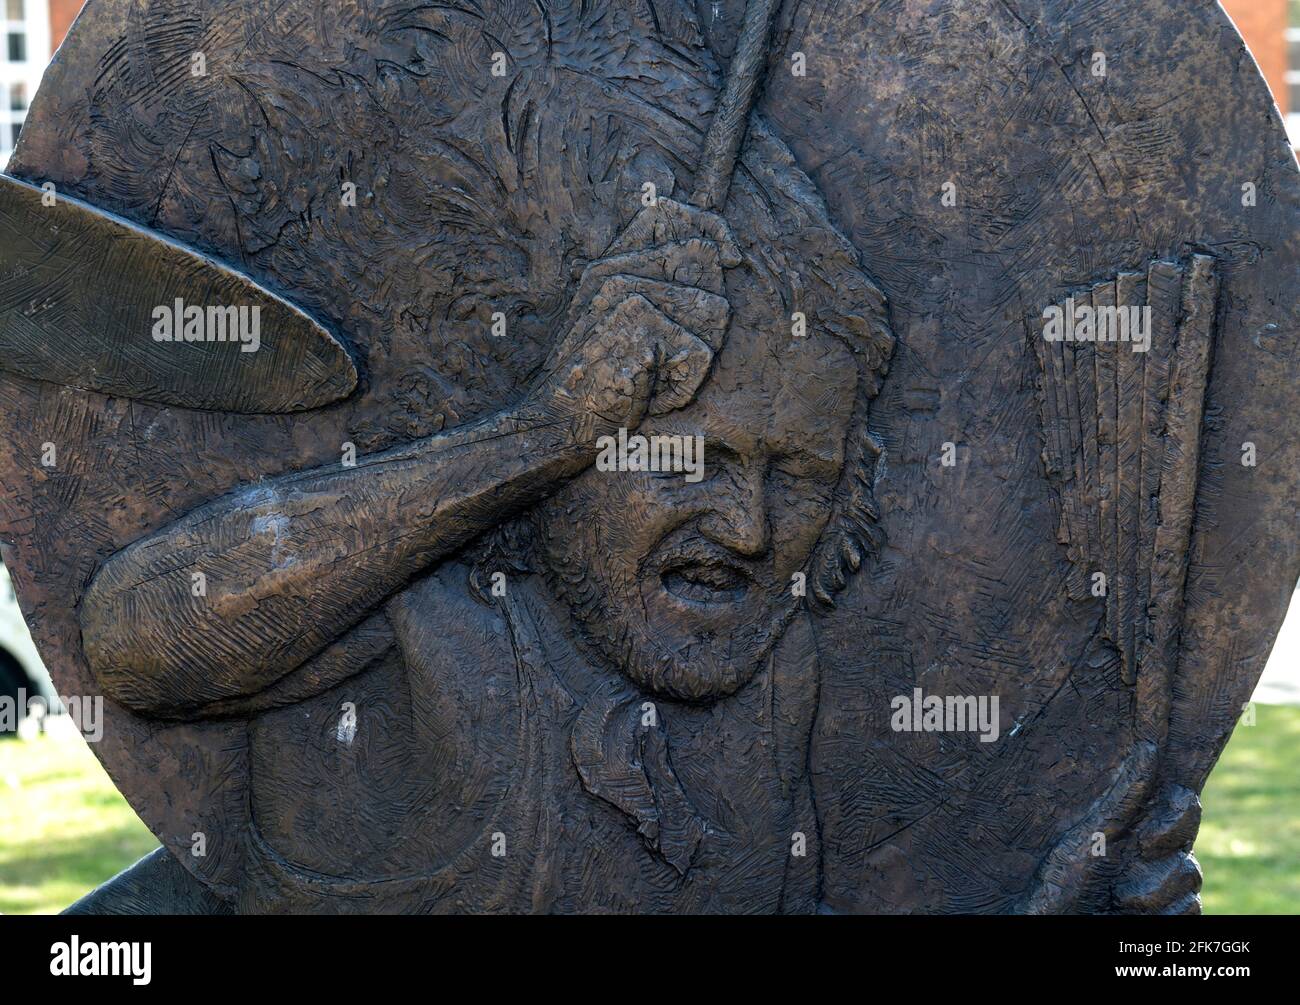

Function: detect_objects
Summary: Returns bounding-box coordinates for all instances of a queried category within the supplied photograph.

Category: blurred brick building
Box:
[48,0,76,50]
[0,0,49,162]
[1221,0,1296,144]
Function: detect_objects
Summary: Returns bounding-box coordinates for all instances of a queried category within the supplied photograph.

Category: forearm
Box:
[81,406,590,715]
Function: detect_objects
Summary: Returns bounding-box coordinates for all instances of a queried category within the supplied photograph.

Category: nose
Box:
[698,461,769,557]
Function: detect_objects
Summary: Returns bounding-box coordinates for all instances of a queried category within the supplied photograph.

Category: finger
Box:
[648,327,715,416]
[551,293,657,386]
[587,293,716,417]
[535,295,660,435]
[1135,785,1201,859]
[1162,890,1203,916]
[1017,741,1158,915]
[588,347,657,431]
[1113,851,1203,914]
[606,197,743,267]
[552,242,725,369]
[588,275,729,352]
[573,238,726,306]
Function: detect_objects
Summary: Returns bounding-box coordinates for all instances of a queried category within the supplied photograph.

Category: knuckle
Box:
[700,289,729,315]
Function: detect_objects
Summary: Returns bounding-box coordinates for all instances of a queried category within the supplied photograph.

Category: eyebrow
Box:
[642,419,842,474]
[779,442,842,474]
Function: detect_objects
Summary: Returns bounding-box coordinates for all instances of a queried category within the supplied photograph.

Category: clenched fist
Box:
[525,198,741,445]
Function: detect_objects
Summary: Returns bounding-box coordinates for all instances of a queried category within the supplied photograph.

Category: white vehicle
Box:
[0,559,59,731]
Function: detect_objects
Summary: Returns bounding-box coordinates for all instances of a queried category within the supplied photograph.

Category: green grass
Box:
[1197,703,1300,914]
[0,731,157,915]
[0,705,1297,914]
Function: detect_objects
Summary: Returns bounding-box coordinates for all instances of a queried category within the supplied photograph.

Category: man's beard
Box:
[535,520,802,703]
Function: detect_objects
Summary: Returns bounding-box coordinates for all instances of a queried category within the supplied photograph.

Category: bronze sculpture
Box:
[0,0,1296,913]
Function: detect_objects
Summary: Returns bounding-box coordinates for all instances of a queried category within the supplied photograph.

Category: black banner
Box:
[0,914,1289,991]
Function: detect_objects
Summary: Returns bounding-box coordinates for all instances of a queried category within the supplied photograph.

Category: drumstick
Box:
[691,0,785,211]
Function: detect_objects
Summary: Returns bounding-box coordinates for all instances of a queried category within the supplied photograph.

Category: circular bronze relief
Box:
[0,0,1296,913]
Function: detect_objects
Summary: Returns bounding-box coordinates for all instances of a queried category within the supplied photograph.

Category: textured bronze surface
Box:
[0,0,1297,914]
[0,174,357,412]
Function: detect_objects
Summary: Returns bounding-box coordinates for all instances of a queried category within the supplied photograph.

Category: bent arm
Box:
[81,406,589,717]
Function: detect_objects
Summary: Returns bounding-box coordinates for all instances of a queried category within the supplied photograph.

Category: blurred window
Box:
[9,80,24,110]
[5,31,24,62]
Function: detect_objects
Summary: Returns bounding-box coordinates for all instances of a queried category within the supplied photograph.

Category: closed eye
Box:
[773,449,841,482]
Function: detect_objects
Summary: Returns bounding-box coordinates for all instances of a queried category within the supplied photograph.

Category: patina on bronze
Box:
[0,0,1296,914]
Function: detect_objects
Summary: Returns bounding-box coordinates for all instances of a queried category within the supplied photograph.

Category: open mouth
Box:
[660,559,752,605]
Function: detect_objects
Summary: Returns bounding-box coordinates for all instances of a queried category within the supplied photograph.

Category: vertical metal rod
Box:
[690,0,784,211]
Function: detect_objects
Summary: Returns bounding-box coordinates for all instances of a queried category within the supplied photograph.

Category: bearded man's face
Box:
[536,260,861,703]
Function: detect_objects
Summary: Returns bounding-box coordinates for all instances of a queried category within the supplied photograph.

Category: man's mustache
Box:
[650,534,764,581]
